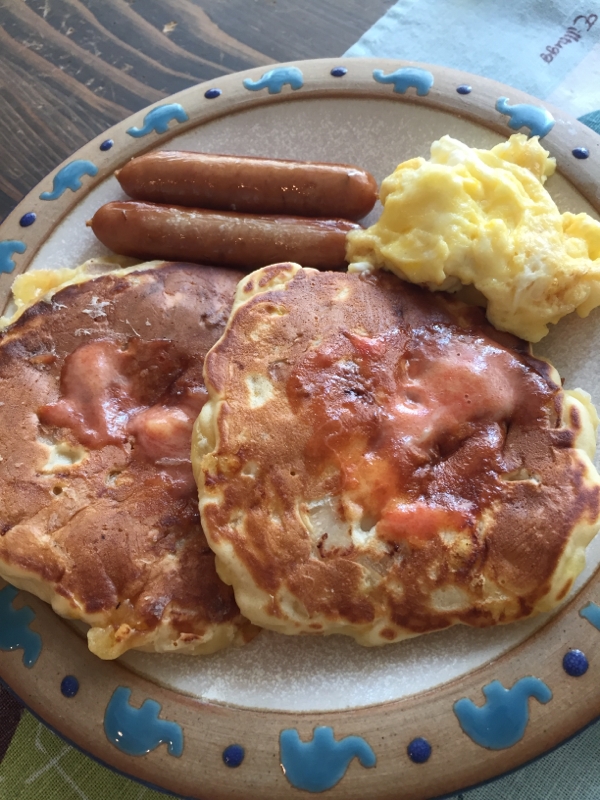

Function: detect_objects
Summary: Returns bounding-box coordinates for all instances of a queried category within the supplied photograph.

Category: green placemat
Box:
[0,710,169,800]
[3,698,600,800]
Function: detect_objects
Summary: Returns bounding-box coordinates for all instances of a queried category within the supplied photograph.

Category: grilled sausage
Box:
[89,201,360,271]
[115,152,378,220]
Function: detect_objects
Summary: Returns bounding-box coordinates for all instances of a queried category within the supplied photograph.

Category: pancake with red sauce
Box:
[194,263,600,644]
[0,261,256,658]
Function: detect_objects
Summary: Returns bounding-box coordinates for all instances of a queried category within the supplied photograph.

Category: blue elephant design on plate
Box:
[0,585,42,667]
[373,67,434,96]
[243,67,304,94]
[495,98,555,138]
[580,601,600,629]
[454,677,552,749]
[104,687,183,757]
[39,160,98,201]
[0,241,26,275]
[126,103,189,138]
[279,726,376,792]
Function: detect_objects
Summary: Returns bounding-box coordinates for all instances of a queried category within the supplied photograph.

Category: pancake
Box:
[194,263,600,645]
[0,260,256,659]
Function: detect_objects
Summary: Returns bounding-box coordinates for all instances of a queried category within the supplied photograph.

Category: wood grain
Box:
[0,0,395,222]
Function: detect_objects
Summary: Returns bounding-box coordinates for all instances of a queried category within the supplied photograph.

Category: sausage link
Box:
[115,152,378,221]
[89,201,360,271]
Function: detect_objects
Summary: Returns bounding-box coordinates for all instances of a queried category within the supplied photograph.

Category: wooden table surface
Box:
[0,0,396,223]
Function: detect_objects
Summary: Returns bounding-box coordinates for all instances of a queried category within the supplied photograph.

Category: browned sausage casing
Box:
[89,201,360,271]
[115,151,378,220]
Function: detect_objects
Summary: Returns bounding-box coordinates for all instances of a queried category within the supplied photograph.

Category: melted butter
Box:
[287,319,556,546]
[128,387,207,467]
[11,268,83,311]
[39,341,139,448]
[0,257,148,329]
[38,339,205,492]
[386,330,524,455]
[377,502,470,547]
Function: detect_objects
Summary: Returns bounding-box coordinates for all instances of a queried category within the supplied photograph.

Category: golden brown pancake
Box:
[0,261,256,659]
[194,263,600,645]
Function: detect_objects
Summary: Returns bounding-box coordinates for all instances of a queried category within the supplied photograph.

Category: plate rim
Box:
[1,56,600,800]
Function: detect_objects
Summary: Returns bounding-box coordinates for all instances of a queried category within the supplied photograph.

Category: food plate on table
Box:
[1,58,600,800]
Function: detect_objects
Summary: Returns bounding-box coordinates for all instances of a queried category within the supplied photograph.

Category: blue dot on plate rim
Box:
[19,212,36,227]
[60,675,80,698]
[456,84,472,95]
[330,66,348,77]
[205,88,222,99]
[222,743,244,767]
[563,649,589,677]
[572,146,589,159]
[407,737,432,763]
[99,139,114,151]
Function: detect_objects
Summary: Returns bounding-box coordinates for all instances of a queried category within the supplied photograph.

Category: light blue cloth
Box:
[345,0,600,132]
[345,3,600,797]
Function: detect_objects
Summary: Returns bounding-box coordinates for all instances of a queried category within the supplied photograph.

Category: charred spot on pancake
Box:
[195,265,600,645]
[0,262,257,659]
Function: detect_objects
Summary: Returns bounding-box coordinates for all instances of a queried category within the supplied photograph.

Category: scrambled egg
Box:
[346,134,600,342]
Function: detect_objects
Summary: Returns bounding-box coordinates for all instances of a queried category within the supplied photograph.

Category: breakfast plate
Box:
[1,58,600,800]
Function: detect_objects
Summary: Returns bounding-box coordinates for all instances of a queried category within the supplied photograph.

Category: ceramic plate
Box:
[1,58,600,800]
